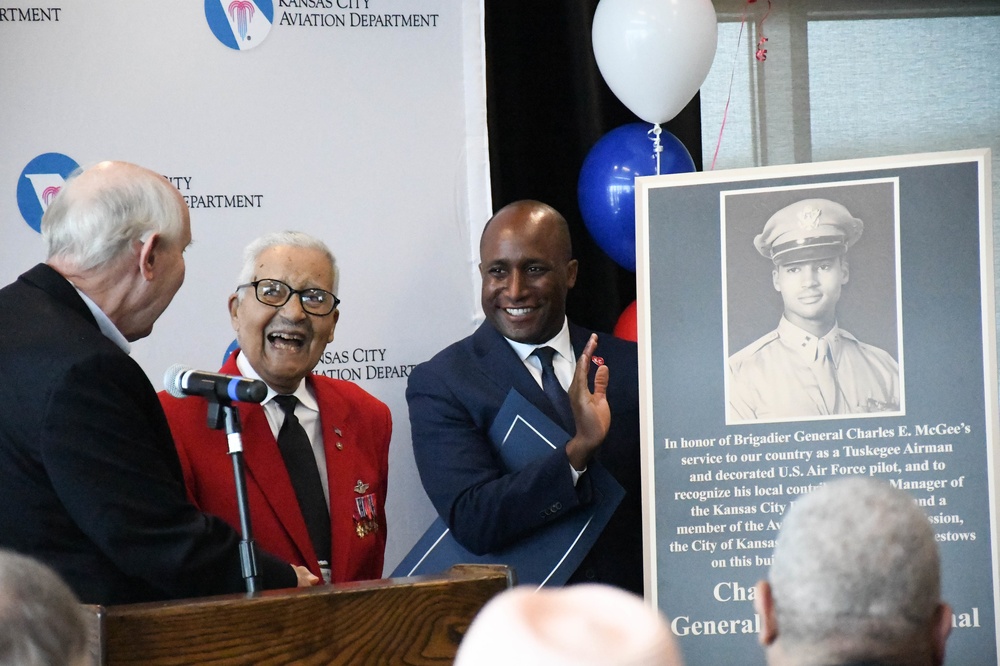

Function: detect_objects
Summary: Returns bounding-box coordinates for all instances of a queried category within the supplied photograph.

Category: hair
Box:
[769,477,941,653]
[235,230,339,297]
[41,161,187,272]
[0,550,89,666]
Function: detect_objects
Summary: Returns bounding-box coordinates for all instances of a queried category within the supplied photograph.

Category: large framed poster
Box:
[635,149,995,664]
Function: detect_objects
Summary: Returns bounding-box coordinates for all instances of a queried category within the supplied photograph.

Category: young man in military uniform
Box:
[728,198,900,422]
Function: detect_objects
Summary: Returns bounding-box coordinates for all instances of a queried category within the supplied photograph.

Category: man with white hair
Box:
[0,161,315,605]
[755,477,952,666]
[161,231,391,586]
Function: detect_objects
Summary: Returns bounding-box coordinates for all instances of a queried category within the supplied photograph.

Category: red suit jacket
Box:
[159,352,391,583]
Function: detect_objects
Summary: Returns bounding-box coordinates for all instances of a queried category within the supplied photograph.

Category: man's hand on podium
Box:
[294,565,321,587]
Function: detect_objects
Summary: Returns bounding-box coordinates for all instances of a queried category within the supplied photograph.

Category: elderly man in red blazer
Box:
[160,231,391,584]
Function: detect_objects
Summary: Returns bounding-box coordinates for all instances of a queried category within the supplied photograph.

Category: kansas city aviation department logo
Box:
[205,0,273,50]
[17,153,80,232]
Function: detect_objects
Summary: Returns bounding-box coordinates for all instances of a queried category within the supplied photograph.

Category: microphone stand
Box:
[206,400,260,594]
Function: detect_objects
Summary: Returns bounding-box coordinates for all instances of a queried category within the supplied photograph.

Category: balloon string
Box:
[755,0,772,62]
[710,0,770,171]
[648,124,663,175]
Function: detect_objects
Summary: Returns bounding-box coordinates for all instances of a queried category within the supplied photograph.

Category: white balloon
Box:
[592,0,718,124]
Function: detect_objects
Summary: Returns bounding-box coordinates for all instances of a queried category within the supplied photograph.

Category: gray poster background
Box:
[637,152,996,665]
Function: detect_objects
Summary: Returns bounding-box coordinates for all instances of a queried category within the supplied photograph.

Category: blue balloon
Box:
[577,123,695,271]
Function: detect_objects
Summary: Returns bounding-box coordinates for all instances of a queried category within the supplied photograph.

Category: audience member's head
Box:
[755,477,951,666]
[454,584,683,666]
[0,549,90,666]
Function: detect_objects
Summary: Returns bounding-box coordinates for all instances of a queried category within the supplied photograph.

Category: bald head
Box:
[480,200,573,263]
[456,584,683,666]
[479,200,578,343]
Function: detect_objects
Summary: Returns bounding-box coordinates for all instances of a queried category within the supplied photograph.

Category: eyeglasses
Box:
[237,279,340,316]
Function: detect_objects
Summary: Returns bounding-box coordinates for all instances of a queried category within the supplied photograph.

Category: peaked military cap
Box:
[754,198,864,265]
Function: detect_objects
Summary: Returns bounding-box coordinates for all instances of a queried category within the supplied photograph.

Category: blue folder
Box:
[392,388,625,587]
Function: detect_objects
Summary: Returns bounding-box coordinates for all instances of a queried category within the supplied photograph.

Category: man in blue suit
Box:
[406,200,642,594]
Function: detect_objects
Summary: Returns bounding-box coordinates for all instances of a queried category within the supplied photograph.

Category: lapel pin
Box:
[354,479,369,494]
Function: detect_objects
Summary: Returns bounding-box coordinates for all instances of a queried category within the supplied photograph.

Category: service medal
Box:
[353,492,379,538]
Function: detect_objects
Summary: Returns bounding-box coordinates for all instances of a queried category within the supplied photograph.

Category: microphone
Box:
[163,364,268,404]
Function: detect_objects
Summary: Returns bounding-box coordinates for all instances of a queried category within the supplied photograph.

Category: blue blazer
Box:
[406,321,643,594]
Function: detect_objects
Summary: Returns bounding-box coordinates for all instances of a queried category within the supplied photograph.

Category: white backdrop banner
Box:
[0,0,491,574]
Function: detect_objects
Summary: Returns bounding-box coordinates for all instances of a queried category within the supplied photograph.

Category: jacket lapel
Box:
[471,321,568,429]
[222,354,317,565]
[315,379,350,580]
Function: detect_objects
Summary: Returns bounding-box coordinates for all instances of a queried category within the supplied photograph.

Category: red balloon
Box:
[613,300,638,342]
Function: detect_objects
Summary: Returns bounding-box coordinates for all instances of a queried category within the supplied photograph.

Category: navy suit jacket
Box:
[406,320,642,594]
[0,264,295,605]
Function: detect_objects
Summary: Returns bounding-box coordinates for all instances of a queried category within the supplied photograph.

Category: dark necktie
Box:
[533,346,575,433]
[273,394,331,567]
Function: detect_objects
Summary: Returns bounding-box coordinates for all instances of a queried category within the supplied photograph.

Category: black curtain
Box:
[484,1,704,333]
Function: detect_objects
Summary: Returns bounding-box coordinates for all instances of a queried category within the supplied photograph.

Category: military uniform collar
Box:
[777,316,842,364]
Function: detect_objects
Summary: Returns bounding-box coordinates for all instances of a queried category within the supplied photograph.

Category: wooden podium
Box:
[84,564,513,665]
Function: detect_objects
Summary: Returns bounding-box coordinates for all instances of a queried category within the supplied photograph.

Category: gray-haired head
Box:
[235,230,338,298]
[0,549,90,666]
[41,161,187,272]
[762,477,947,664]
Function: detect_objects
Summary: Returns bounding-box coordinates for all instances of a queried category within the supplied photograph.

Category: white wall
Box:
[0,0,492,574]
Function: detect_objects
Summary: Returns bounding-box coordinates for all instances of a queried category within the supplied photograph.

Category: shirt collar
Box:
[235,350,318,411]
[504,317,574,364]
[777,317,842,362]
[72,285,130,353]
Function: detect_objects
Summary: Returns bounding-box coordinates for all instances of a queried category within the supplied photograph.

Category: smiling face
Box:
[229,245,338,394]
[772,255,848,337]
[479,201,578,344]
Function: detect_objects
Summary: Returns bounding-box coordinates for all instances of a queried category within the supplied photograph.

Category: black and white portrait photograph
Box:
[721,179,905,424]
